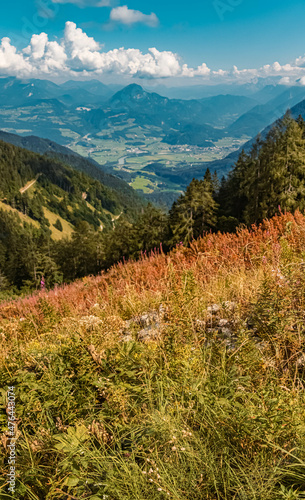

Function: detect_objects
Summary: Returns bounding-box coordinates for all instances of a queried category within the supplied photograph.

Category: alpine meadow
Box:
[2,1,305,499]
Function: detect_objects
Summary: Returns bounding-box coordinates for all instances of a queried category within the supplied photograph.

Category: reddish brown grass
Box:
[1,211,304,322]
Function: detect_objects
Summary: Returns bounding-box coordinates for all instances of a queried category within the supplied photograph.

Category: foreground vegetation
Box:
[1,211,305,499]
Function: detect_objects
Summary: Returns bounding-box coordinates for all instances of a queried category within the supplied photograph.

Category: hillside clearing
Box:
[42,207,74,240]
[0,200,40,229]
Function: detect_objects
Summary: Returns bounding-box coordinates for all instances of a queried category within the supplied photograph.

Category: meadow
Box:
[1,211,305,499]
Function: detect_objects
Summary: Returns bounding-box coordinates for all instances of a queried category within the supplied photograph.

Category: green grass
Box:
[59,128,81,140]
[43,207,74,240]
[130,176,156,193]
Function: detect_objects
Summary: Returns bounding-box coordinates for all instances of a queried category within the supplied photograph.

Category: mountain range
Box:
[186,93,305,182]
[2,76,305,205]
[1,76,305,144]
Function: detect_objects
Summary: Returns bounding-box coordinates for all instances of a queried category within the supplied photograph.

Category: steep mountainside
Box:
[86,84,227,132]
[3,78,305,206]
[163,123,224,147]
[0,139,143,239]
[0,76,115,106]
[87,85,255,131]
[227,86,305,137]
[0,130,143,213]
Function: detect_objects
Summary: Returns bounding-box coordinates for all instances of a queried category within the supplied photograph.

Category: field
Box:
[68,128,250,198]
[1,211,305,499]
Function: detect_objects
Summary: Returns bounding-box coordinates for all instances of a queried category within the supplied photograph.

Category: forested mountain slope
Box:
[0,139,141,228]
[0,130,143,213]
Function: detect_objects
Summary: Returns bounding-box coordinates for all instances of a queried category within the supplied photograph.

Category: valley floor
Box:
[69,133,250,197]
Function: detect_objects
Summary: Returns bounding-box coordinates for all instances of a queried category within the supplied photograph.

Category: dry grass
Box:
[1,211,305,499]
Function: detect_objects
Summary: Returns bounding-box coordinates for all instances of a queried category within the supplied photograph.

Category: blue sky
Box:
[1,0,305,84]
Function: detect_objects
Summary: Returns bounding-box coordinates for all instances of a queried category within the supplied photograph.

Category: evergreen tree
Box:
[169,178,218,245]
[134,204,168,253]
[54,219,63,232]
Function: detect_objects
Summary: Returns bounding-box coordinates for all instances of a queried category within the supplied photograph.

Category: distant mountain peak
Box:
[111,83,145,102]
[123,83,144,92]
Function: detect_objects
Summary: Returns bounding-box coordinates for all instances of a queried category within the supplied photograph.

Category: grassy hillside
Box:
[1,211,305,499]
[0,200,40,229]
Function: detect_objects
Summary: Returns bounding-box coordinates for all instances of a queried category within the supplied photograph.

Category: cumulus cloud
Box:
[0,38,32,74]
[218,59,305,84]
[181,62,210,78]
[294,54,305,68]
[0,22,195,79]
[110,5,159,27]
[22,32,67,73]
[279,77,291,85]
[1,22,305,84]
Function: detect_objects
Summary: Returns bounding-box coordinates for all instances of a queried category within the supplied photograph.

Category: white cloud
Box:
[279,77,291,85]
[298,76,305,86]
[212,69,228,77]
[220,60,305,84]
[0,38,32,74]
[1,22,305,85]
[182,63,210,78]
[195,63,211,76]
[294,54,305,68]
[0,22,186,78]
[65,21,100,54]
[22,32,67,73]
[110,6,159,27]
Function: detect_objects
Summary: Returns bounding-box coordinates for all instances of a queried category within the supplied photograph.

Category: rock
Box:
[120,335,133,343]
[223,339,237,350]
[138,327,161,342]
[224,301,236,311]
[119,304,166,343]
[207,304,221,314]
[218,327,234,338]
[296,354,305,368]
[218,319,229,327]
[137,312,159,328]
